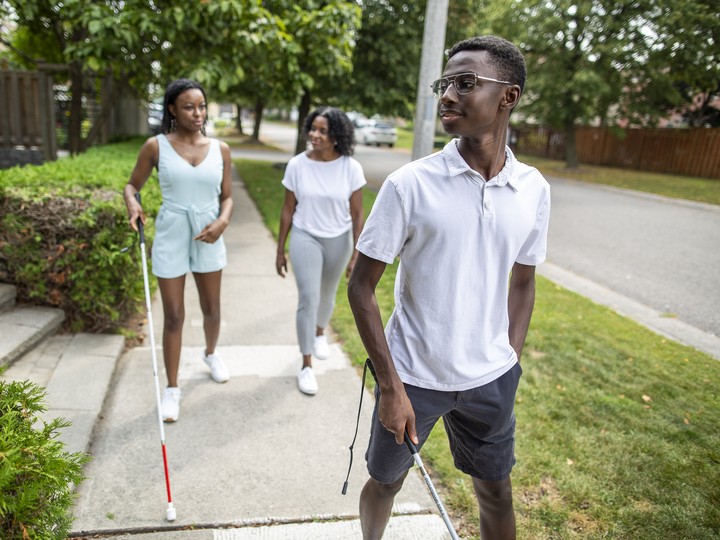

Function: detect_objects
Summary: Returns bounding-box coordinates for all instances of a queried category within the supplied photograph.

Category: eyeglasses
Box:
[431,72,512,98]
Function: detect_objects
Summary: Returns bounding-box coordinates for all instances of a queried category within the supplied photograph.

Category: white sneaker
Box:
[297,366,318,395]
[203,351,229,383]
[161,387,181,422]
[313,335,329,360]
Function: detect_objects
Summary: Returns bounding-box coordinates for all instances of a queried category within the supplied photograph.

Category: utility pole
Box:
[411,0,449,160]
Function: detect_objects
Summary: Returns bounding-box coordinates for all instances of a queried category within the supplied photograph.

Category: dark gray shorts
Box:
[365,362,522,483]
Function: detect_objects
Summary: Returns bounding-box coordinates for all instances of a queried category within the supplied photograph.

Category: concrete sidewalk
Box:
[70,164,450,538]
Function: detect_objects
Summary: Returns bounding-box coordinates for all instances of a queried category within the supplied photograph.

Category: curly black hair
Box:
[448,36,526,96]
[161,79,208,135]
[303,107,355,156]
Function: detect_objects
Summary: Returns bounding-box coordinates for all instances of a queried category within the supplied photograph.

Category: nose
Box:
[440,84,458,104]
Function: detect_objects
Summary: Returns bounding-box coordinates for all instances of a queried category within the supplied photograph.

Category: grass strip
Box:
[237,157,720,539]
[517,154,720,206]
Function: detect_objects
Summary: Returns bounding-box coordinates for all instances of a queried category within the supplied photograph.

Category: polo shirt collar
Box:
[443,139,520,191]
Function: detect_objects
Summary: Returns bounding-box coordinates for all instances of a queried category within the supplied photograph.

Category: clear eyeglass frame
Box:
[431,72,512,98]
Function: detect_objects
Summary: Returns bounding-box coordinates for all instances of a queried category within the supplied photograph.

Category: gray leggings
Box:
[289,226,353,355]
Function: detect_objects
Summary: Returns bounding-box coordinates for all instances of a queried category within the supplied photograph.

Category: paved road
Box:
[237,122,720,349]
[246,122,411,189]
[546,179,720,338]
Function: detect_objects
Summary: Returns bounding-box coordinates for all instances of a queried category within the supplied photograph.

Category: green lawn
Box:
[214,129,284,152]
[395,125,414,150]
[236,158,720,539]
[518,154,720,206]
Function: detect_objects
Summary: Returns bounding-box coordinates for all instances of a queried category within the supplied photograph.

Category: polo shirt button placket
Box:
[482,185,494,220]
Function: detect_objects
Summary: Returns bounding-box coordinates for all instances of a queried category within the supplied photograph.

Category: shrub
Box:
[0,374,88,539]
[0,138,161,332]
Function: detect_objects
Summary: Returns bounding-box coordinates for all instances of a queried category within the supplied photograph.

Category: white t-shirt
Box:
[282,152,366,238]
[357,141,551,391]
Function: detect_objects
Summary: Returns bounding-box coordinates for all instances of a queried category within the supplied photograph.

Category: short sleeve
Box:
[348,158,367,193]
[516,183,551,265]
[281,157,297,192]
[356,178,407,264]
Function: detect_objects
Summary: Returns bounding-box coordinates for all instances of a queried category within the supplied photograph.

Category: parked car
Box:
[147,100,163,134]
[357,120,398,147]
[346,111,367,128]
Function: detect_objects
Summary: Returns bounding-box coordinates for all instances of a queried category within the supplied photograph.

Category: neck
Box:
[309,148,339,162]
[171,128,204,143]
[456,132,508,180]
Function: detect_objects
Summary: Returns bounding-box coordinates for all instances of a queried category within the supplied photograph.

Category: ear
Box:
[501,85,521,111]
[167,103,176,118]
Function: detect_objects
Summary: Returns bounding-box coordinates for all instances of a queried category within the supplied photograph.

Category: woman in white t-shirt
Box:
[276,107,366,395]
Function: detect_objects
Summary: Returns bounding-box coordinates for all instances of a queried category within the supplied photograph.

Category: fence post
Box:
[38,71,57,161]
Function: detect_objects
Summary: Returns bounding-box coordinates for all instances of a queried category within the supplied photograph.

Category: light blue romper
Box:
[151,134,227,278]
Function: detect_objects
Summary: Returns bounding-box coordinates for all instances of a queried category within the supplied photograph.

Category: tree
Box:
[479,0,720,168]
[342,0,495,121]
[3,1,158,154]
[342,0,426,119]
[444,0,489,49]
[2,0,284,154]
[206,14,300,143]
[269,0,362,154]
[644,0,720,128]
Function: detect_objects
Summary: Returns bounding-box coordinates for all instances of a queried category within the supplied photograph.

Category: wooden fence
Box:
[514,125,720,180]
[0,69,57,165]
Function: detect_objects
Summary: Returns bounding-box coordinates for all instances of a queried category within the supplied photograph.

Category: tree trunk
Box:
[68,62,84,156]
[235,103,244,135]
[295,89,312,155]
[564,120,578,169]
[252,99,264,142]
[83,73,116,151]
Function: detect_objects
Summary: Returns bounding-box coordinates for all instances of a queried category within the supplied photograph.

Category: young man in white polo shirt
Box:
[348,36,550,539]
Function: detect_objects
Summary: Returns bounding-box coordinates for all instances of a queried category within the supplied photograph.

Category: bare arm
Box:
[123,137,158,231]
[507,262,536,361]
[276,188,297,277]
[348,253,417,445]
[195,141,234,243]
[345,188,364,277]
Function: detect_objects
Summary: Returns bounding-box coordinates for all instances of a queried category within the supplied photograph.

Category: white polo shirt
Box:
[357,140,550,391]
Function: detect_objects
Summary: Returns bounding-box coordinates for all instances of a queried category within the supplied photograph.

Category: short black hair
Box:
[161,79,208,134]
[448,36,526,95]
[303,107,355,156]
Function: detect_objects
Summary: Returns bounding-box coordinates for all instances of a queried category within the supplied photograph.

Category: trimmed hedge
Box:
[0,139,161,332]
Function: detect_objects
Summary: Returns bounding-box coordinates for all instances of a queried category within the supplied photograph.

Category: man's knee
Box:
[367,475,406,498]
[472,476,513,509]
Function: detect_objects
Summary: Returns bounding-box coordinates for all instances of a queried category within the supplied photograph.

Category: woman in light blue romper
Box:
[124,79,234,422]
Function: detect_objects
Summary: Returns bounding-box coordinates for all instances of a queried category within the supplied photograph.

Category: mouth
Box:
[439,109,463,121]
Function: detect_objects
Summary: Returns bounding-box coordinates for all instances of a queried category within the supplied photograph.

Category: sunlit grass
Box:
[395,125,414,150]
[518,154,720,206]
